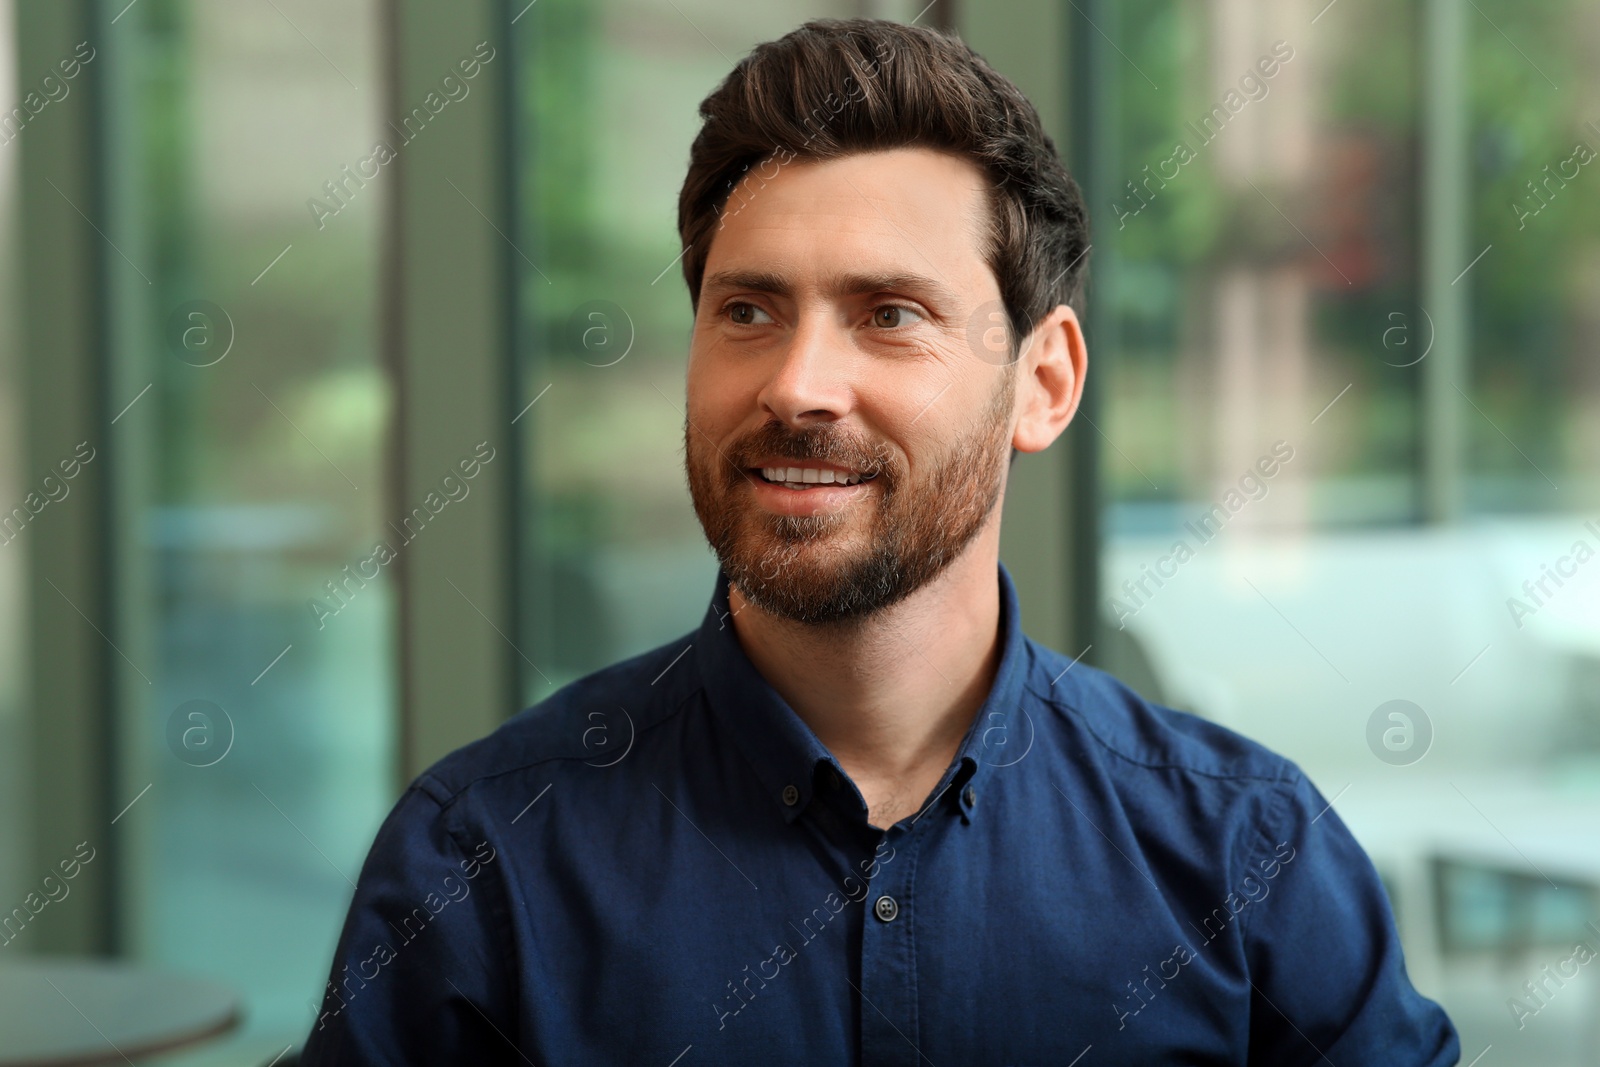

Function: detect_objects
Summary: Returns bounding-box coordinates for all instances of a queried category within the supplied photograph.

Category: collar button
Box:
[781,784,800,806]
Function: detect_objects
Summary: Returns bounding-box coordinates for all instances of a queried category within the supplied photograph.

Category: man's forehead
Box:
[725,148,988,227]
[704,149,994,302]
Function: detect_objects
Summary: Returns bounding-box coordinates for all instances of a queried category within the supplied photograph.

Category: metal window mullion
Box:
[16,0,115,956]
[386,0,518,784]
[1421,0,1468,523]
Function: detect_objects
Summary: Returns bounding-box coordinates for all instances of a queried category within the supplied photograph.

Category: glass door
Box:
[101,0,396,1055]
[1089,0,1600,1059]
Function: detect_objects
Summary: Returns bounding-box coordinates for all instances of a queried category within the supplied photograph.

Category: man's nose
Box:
[755,312,854,426]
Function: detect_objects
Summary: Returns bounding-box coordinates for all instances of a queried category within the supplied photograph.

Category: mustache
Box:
[724,421,896,479]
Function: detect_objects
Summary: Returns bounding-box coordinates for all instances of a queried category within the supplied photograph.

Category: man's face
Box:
[684,147,1017,625]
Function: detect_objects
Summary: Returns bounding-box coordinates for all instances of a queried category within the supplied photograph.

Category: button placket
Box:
[857,829,920,1066]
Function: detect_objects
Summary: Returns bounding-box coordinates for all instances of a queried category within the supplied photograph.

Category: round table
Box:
[0,958,240,1067]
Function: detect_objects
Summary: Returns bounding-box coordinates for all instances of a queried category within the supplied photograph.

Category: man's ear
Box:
[1012,304,1086,454]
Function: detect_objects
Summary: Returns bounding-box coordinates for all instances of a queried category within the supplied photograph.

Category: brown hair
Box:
[677,17,1089,360]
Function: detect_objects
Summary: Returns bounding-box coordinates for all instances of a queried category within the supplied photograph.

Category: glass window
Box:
[510,0,860,698]
[1092,0,1600,1057]
[103,0,394,1057]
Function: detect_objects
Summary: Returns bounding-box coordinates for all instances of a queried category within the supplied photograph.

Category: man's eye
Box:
[724,302,773,326]
[870,305,923,329]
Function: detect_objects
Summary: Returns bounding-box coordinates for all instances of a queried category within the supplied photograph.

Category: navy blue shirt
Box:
[301,561,1459,1065]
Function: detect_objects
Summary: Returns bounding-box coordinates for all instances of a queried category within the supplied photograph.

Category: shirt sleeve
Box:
[1240,769,1461,1066]
[298,781,521,1066]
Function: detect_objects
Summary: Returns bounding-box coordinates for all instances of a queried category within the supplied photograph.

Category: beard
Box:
[685,370,1015,626]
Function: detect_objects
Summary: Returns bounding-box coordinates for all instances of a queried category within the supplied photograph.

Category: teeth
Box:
[760,466,867,486]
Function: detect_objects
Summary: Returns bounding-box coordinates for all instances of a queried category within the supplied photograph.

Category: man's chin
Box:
[729,535,862,587]
[728,573,881,626]
[720,536,886,622]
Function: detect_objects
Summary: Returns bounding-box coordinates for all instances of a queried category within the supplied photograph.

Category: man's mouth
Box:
[752,465,878,490]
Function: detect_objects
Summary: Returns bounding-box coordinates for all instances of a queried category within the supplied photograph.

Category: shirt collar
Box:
[694,559,1031,825]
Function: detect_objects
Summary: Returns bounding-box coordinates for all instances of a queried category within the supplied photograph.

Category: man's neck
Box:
[727,531,1004,820]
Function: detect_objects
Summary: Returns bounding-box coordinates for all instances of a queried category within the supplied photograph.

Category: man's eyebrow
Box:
[702,269,962,309]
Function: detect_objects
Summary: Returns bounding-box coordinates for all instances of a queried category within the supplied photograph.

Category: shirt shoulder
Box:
[1021,638,1340,945]
[1024,636,1302,790]
[409,629,704,810]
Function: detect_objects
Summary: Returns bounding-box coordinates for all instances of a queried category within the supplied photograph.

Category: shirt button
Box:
[874,895,899,922]
[963,785,976,807]
[782,785,800,806]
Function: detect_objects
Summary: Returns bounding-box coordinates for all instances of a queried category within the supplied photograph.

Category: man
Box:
[302,17,1459,1065]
